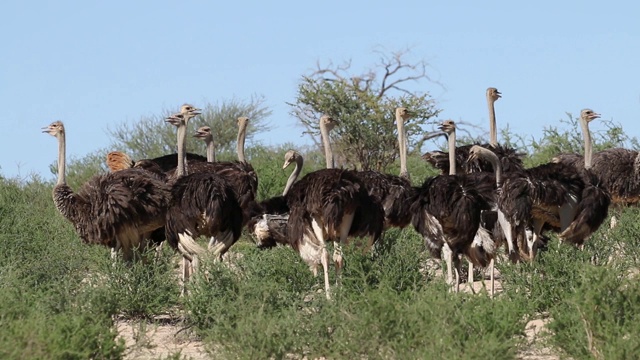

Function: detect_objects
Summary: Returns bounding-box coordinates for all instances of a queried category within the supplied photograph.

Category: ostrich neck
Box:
[580,119,592,169]
[397,115,409,179]
[448,129,457,175]
[205,137,215,163]
[488,97,497,146]
[481,148,502,187]
[320,122,334,169]
[56,132,66,186]
[176,124,187,177]
[283,157,303,196]
[237,122,247,162]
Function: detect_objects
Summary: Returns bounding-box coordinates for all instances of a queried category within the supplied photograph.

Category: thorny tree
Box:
[289,48,441,171]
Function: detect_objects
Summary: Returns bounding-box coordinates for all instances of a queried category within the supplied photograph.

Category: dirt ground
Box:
[116,265,560,360]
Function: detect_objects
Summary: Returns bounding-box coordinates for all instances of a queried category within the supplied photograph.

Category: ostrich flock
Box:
[43,88,637,299]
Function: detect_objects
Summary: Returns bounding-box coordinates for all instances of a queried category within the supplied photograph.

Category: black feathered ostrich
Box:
[422,87,524,174]
[468,109,609,259]
[249,116,384,299]
[163,105,243,292]
[411,120,496,292]
[44,121,171,262]
[189,118,259,237]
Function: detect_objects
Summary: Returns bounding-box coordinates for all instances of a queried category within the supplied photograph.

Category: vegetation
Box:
[3,109,640,359]
[289,48,441,171]
[6,78,640,358]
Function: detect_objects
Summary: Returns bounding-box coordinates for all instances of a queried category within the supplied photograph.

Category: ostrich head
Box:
[486,87,501,102]
[42,121,65,137]
[438,120,456,135]
[396,107,413,121]
[237,116,249,129]
[106,151,134,172]
[581,109,601,122]
[467,145,485,162]
[282,149,300,169]
[166,104,202,127]
[320,115,337,131]
[193,126,212,139]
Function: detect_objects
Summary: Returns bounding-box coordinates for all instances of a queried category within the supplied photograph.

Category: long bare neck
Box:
[580,118,592,169]
[237,121,247,162]
[176,124,187,177]
[320,121,334,169]
[448,129,457,175]
[396,114,409,179]
[283,157,303,196]
[56,132,66,186]
[205,136,215,163]
[488,95,498,146]
[478,148,502,187]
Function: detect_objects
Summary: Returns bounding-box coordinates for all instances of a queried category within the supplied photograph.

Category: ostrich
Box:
[318,114,392,255]
[189,118,258,249]
[554,109,634,229]
[356,108,417,231]
[43,121,171,262]
[250,149,302,249]
[422,87,524,174]
[250,155,384,299]
[468,109,609,259]
[163,106,243,291]
[411,120,496,292]
[285,165,383,299]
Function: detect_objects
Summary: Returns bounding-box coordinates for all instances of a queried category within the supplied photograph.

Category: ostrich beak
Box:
[590,112,601,120]
[495,91,502,98]
[423,131,447,141]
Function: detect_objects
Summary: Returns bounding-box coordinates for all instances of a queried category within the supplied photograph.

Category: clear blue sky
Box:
[1,1,638,180]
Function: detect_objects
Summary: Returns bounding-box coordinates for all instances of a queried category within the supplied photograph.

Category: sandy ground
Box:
[116,315,210,360]
[116,262,560,360]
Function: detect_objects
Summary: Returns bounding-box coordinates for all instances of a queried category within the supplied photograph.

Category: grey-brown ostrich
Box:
[163,106,243,292]
[44,121,171,262]
[554,109,634,228]
[106,150,207,173]
[411,120,496,292]
[355,108,417,231]
[469,109,609,259]
[422,87,524,174]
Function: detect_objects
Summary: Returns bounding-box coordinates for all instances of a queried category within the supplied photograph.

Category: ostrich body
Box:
[106,151,207,173]
[44,121,171,262]
[422,88,524,174]
[188,118,258,226]
[285,166,382,299]
[163,106,243,292]
[411,120,496,291]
